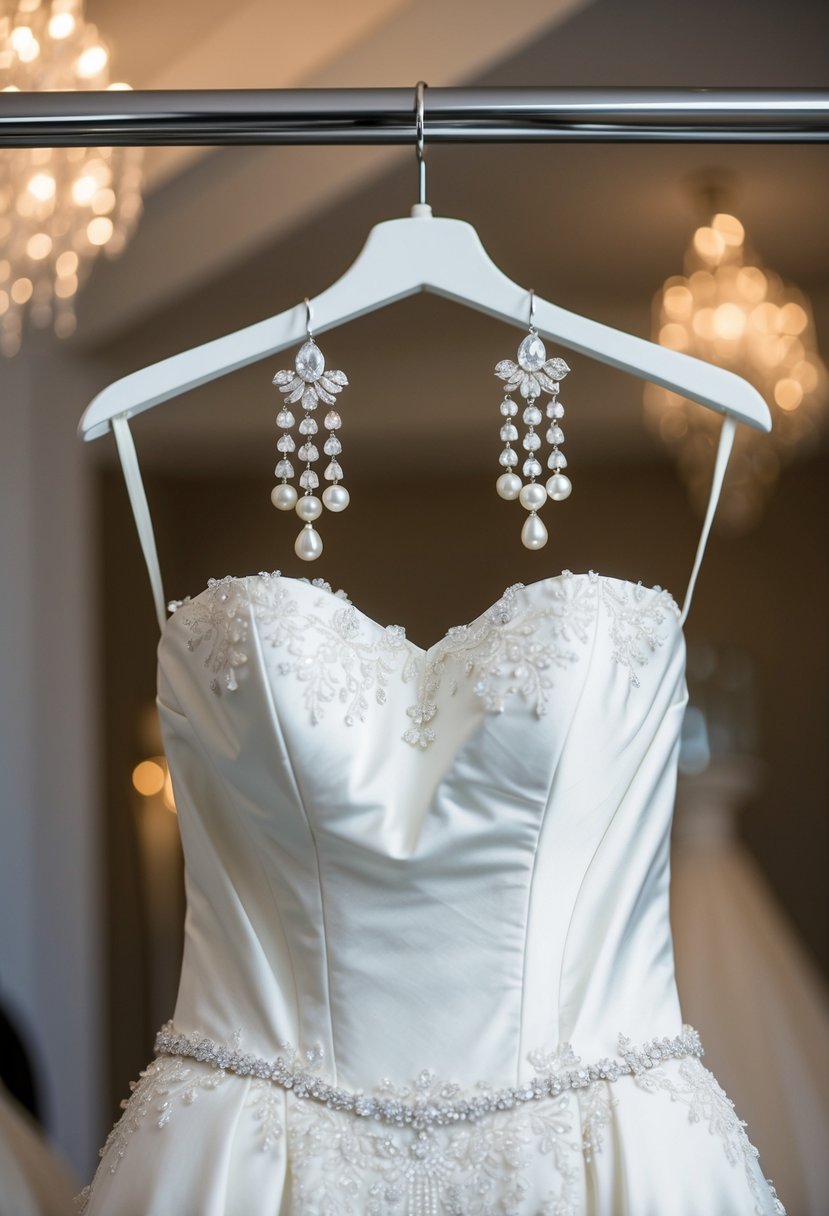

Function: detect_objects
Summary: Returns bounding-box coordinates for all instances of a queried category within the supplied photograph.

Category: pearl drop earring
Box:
[494,291,571,549]
[270,300,350,561]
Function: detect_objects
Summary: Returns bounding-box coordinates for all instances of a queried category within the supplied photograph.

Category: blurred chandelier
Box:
[645,210,828,532]
[0,0,143,355]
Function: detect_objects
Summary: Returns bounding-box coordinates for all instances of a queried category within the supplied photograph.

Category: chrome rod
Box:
[0,87,828,147]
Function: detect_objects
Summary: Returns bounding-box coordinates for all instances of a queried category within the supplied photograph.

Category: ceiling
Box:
[68,0,829,472]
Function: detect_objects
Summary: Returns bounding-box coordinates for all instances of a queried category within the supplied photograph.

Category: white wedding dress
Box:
[79,423,785,1216]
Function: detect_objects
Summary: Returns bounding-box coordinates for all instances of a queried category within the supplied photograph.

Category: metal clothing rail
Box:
[1,87,828,147]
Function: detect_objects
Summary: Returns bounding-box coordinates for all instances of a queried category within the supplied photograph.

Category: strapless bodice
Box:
[157,570,687,1092]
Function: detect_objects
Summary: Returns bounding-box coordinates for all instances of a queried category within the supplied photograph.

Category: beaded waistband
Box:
[154,1022,703,1131]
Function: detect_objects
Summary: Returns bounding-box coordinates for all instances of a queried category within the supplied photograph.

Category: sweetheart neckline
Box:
[163,569,684,657]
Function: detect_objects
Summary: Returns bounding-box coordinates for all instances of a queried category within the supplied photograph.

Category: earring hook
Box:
[415,80,427,207]
[528,289,536,331]
[304,297,314,338]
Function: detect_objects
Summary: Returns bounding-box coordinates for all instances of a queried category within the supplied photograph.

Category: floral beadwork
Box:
[80,1023,785,1216]
[630,1055,786,1216]
[167,571,682,747]
[403,576,597,748]
[599,578,680,688]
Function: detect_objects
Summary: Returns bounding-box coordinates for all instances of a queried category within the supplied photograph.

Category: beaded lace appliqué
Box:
[79,1023,785,1216]
[402,576,597,749]
[630,1053,786,1216]
[169,571,679,747]
[599,577,680,688]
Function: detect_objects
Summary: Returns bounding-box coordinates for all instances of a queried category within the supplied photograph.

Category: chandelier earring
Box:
[494,291,571,550]
[270,299,350,561]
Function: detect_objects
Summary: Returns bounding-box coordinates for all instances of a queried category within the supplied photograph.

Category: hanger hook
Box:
[415,80,427,206]
[304,297,314,338]
[528,288,536,331]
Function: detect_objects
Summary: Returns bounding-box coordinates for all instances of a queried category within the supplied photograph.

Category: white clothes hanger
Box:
[80,83,770,632]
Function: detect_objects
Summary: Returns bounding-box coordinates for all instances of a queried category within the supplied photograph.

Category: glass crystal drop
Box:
[523,457,542,478]
[500,422,519,442]
[298,443,319,462]
[522,431,541,451]
[277,434,296,453]
[296,339,325,383]
[324,410,342,430]
[275,459,294,479]
[548,451,568,470]
[517,333,547,372]
[547,425,565,445]
[546,400,565,419]
[276,409,295,429]
[323,435,342,456]
[299,468,319,489]
[324,460,343,481]
[499,398,518,417]
[298,416,318,435]
[522,404,542,426]
[499,447,519,468]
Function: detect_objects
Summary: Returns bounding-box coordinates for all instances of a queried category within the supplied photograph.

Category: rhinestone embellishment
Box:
[153,1022,704,1131]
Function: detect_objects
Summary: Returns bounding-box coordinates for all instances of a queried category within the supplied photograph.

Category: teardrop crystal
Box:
[296,340,325,383]
[298,416,318,435]
[500,422,519,442]
[324,410,342,430]
[546,426,565,445]
[499,447,519,468]
[547,451,568,471]
[499,398,518,417]
[323,436,342,456]
[517,334,547,372]
[277,434,295,453]
[298,443,319,462]
[276,409,295,429]
[523,457,542,478]
[299,469,319,489]
[324,460,343,481]
[522,432,541,452]
[522,405,542,426]
[546,401,565,419]
[275,459,294,479]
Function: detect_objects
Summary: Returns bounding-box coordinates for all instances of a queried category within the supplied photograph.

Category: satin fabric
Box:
[80,572,784,1215]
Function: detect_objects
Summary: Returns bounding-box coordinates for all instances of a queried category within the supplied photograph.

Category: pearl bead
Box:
[295,524,323,561]
[519,482,547,511]
[546,473,572,501]
[271,483,298,511]
[496,472,522,501]
[521,513,548,550]
[322,484,350,512]
[296,495,322,522]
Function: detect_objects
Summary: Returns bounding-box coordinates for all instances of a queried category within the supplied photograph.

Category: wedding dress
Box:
[78,422,785,1216]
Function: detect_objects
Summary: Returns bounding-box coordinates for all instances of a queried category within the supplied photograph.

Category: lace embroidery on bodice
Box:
[168,571,680,748]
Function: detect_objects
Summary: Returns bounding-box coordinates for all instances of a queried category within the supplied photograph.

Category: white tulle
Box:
[79,572,785,1215]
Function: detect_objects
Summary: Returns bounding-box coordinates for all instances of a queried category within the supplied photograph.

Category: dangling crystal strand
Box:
[270,391,297,511]
[518,389,548,548]
[545,384,573,502]
[321,408,349,514]
[495,396,522,501]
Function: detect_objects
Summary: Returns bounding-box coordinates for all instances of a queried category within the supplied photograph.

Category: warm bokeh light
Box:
[0,1,143,354]
[647,211,828,532]
[132,759,166,797]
